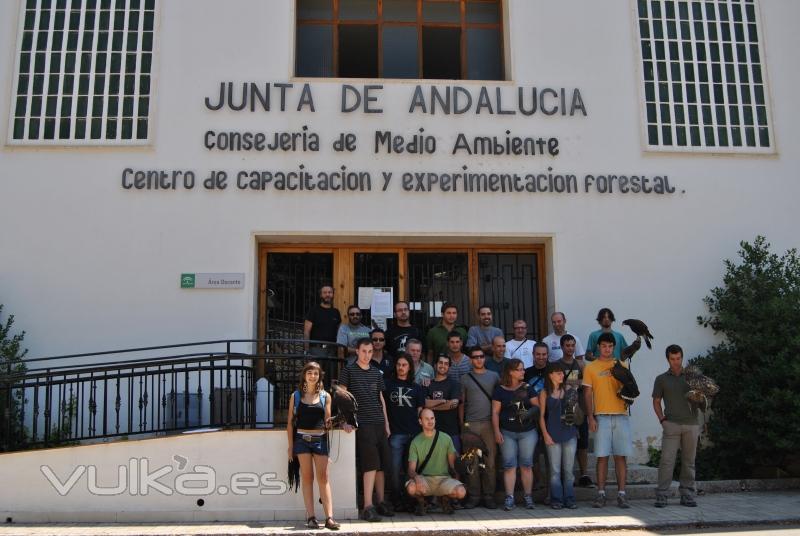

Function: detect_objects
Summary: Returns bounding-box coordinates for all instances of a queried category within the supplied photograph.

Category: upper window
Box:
[637,0,772,152]
[296,0,504,80]
[9,0,155,145]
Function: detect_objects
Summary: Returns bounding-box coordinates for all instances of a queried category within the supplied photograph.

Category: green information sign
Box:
[180,273,196,288]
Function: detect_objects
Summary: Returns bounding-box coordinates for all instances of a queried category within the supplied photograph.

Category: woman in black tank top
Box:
[287,361,339,530]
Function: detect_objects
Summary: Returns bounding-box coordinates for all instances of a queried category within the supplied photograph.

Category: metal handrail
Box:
[0,339,347,452]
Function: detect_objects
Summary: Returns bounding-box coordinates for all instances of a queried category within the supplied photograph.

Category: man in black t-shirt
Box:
[386,301,423,358]
[303,285,342,376]
[523,342,550,500]
[384,352,425,510]
[425,354,462,453]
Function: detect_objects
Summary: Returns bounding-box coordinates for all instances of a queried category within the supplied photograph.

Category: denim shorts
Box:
[594,414,633,457]
[499,428,538,469]
[293,432,329,456]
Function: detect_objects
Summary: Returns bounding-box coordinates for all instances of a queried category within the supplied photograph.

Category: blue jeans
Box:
[388,433,413,500]
[546,437,577,505]
[500,428,538,468]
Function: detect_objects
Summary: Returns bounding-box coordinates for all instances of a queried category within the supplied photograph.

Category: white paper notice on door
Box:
[371,288,393,318]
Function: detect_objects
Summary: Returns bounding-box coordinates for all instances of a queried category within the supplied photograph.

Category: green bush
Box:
[694,236,800,478]
[1,303,28,451]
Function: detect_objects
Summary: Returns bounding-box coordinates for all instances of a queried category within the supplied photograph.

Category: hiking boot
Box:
[578,474,596,488]
[483,496,498,509]
[680,494,698,507]
[462,497,480,509]
[360,505,381,522]
[524,494,535,509]
[414,498,427,516]
[503,494,515,511]
[654,495,668,508]
[375,501,395,517]
[617,493,631,509]
[592,492,607,508]
[440,496,454,515]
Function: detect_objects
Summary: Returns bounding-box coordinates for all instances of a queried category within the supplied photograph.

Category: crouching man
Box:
[406,408,467,515]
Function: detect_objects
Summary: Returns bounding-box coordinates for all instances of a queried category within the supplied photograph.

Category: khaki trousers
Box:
[657,421,700,496]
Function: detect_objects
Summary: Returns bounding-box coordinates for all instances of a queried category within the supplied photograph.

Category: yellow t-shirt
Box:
[582,358,627,415]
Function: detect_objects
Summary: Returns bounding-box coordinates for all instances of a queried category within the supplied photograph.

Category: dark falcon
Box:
[622,319,654,349]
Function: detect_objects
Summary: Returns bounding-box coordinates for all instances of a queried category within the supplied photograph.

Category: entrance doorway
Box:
[258,244,546,351]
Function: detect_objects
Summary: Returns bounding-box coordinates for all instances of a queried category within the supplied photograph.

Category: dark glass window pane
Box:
[466,2,500,23]
[422,27,461,79]
[297,0,333,20]
[296,24,333,77]
[647,124,658,144]
[466,28,501,80]
[423,1,460,23]
[383,26,418,78]
[383,0,416,21]
[339,0,377,20]
[122,117,132,138]
[339,25,378,77]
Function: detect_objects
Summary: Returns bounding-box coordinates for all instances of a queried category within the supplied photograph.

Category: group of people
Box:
[291,285,704,526]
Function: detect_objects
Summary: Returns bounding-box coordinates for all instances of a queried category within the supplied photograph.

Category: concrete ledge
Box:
[0,491,798,536]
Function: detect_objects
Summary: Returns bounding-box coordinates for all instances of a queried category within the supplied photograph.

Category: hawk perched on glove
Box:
[622,319,654,349]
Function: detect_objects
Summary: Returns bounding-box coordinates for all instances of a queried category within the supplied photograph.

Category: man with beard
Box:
[386,301,423,358]
[304,285,341,377]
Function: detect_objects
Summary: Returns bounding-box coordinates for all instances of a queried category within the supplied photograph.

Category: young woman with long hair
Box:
[538,362,579,509]
[287,361,340,530]
[491,358,542,511]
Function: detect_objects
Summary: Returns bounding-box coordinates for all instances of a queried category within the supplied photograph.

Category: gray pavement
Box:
[1,490,799,536]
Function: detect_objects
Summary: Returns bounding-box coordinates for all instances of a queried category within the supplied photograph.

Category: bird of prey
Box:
[622,319,654,349]
[329,382,359,428]
[611,360,640,405]
[457,430,487,476]
[683,365,720,411]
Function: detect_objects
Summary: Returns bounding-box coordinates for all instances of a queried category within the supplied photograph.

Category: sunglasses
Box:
[372,338,385,342]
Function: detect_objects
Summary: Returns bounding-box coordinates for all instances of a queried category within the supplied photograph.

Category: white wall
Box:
[0,430,358,522]
[1,0,799,460]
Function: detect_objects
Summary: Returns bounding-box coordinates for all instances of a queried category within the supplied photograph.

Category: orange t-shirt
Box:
[582,358,626,415]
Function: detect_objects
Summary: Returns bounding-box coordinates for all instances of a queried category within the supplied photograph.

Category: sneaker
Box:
[566,502,578,509]
[524,494,535,509]
[361,505,381,522]
[551,503,563,510]
[680,494,698,507]
[462,497,480,510]
[503,495,515,511]
[375,502,395,517]
[483,496,498,510]
[578,475,596,488]
[654,495,668,508]
[617,493,631,509]
[414,498,426,516]
[440,496,454,515]
[592,492,607,508]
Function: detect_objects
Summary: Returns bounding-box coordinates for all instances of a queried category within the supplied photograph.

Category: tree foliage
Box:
[1,303,28,450]
[694,236,800,477]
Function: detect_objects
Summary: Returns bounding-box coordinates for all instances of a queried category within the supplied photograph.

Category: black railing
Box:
[0,339,345,452]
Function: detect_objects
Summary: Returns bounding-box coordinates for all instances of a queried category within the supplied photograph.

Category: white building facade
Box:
[1,0,799,461]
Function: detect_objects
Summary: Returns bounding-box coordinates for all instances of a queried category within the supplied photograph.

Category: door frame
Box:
[257,243,547,344]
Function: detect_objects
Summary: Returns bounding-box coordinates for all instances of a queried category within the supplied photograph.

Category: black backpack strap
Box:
[466,373,493,402]
[509,339,527,357]
[416,431,440,475]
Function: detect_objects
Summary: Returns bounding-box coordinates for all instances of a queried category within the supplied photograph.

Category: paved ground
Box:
[2,491,799,536]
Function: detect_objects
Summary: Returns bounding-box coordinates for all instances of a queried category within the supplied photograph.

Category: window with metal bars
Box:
[296,0,504,80]
[637,0,772,152]
[9,0,155,144]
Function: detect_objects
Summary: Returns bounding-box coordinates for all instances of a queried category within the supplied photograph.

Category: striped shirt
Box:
[339,362,386,425]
